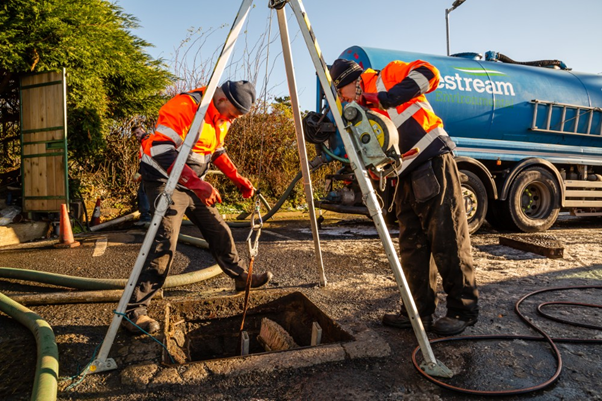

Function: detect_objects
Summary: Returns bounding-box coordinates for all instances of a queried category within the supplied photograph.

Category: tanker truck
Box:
[307,46,602,233]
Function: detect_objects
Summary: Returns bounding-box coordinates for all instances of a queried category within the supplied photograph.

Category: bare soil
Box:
[0,213,601,400]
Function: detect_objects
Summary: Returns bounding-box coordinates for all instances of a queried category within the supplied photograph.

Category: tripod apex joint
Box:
[268,0,287,10]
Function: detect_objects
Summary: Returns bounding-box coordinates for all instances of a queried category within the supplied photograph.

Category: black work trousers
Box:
[126,180,246,319]
[395,152,479,319]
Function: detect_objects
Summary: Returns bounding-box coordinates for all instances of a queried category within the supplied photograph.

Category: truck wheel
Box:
[506,167,560,232]
[461,170,487,234]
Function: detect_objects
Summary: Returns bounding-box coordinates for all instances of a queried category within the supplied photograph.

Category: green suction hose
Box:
[0,265,222,291]
[0,292,58,401]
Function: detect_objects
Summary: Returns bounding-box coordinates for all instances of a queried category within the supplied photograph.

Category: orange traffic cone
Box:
[91,198,101,226]
[55,204,80,248]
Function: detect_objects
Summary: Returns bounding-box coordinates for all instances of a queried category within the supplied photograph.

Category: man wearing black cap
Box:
[124,80,273,334]
[329,58,479,336]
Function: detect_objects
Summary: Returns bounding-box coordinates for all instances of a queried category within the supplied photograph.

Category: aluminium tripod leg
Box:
[274,5,327,287]
[84,0,255,374]
[285,0,452,378]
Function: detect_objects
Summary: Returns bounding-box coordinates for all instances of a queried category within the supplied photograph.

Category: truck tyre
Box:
[461,170,487,234]
[505,167,561,232]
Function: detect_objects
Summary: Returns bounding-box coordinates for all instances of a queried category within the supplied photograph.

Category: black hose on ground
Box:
[227,171,303,228]
[411,285,602,396]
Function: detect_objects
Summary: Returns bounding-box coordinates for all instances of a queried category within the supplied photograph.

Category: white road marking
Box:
[93,237,108,257]
[261,230,295,240]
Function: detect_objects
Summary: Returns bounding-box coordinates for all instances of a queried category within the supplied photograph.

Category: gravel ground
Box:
[0,213,601,400]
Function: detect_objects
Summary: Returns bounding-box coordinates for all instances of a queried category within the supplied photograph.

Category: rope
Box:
[61,344,100,391]
[113,311,176,364]
[62,310,176,391]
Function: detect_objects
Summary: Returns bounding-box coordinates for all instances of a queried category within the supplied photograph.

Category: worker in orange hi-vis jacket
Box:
[123,81,272,335]
[330,58,478,336]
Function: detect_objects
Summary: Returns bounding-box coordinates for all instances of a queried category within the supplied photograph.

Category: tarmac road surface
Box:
[0,212,601,400]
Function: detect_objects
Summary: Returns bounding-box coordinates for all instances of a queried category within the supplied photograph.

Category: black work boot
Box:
[433,315,478,336]
[234,271,273,291]
[382,312,433,330]
[121,315,160,335]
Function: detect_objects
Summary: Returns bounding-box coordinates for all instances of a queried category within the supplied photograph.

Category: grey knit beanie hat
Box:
[221,80,256,114]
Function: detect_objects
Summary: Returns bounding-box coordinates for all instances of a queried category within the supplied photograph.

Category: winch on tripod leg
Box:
[342,102,400,174]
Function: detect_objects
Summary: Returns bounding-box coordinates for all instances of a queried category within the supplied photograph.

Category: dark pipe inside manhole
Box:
[164,291,354,364]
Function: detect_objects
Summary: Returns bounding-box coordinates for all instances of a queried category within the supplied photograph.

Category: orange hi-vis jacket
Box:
[361,60,456,176]
[140,87,230,180]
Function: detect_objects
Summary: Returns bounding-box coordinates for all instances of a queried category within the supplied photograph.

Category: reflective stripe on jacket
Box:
[140,87,229,181]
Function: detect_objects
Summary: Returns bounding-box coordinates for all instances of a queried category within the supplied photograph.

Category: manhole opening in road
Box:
[163,290,354,365]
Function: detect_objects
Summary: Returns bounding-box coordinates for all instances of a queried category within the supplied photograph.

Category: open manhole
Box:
[163,290,356,365]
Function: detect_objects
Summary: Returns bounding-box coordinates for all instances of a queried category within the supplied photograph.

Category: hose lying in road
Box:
[0,264,223,291]
[0,233,221,399]
[0,231,223,291]
[411,285,602,396]
[0,292,59,401]
[8,289,165,306]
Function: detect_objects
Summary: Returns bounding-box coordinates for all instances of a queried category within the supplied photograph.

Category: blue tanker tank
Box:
[313,45,602,233]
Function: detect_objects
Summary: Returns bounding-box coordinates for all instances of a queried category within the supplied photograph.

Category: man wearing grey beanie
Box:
[124,80,273,335]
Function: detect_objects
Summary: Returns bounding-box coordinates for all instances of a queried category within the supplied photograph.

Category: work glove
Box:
[212,153,255,199]
[401,148,420,160]
[360,92,381,109]
[167,162,222,206]
[368,170,380,181]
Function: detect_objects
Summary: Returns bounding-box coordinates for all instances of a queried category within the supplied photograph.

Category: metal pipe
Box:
[445,8,451,56]
[445,0,466,56]
[89,211,139,232]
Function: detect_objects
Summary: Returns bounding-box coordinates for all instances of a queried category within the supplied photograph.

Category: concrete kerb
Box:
[119,318,390,387]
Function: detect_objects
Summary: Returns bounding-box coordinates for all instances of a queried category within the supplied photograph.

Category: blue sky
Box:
[115,0,602,111]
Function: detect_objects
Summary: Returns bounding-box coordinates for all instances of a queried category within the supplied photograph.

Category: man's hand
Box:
[213,153,255,199]
[167,163,222,206]
[236,177,255,199]
[360,92,381,108]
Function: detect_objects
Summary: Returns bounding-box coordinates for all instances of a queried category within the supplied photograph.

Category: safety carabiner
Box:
[246,193,263,258]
